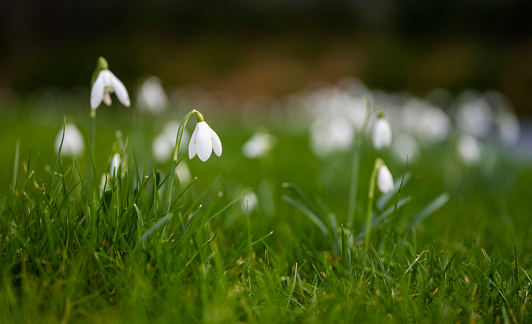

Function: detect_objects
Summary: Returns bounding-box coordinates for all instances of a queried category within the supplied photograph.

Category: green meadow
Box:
[0,87,531,323]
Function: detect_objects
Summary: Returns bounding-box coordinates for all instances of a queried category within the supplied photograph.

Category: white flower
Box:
[456,93,493,138]
[242,132,276,158]
[90,70,130,109]
[241,191,258,213]
[457,134,482,166]
[391,133,420,164]
[110,153,121,177]
[54,123,85,157]
[152,121,189,162]
[377,165,394,193]
[175,161,192,186]
[310,117,354,156]
[372,117,392,150]
[497,111,520,146]
[189,121,222,162]
[138,76,168,115]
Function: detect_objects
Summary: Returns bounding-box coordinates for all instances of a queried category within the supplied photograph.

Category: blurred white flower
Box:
[110,153,121,177]
[310,117,354,156]
[372,116,392,149]
[152,121,189,162]
[344,96,369,131]
[54,123,85,157]
[457,134,482,166]
[241,191,258,213]
[137,76,168,115]
[242,132,276,158]
[152,133,173,162]
[391,133,420,164]
[456,95,493,138]
[497,111,520,146]
[401,99,451,143]
[377,165,394,193]
[175,161,192,186]
[91,70,130,109]
[189,121,222,162]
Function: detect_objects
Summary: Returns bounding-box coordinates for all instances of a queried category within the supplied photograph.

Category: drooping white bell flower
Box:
[175,161,192,186]
[188,114,222,162]
[152,121,189,162]
[391,133,420,164]
[90,58,130,109]
[54,123,85,157]
[497,111,520,146]
[110,153,121,177]
[242,131,276,158]
[372,115,392,150]
[137,76,168,115]
[310,117,354,156]
[457,134,482,166]
[241,191,258,213]
[377,165,394,193]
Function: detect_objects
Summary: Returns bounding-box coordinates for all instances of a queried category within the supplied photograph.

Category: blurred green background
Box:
[1,0,532,115]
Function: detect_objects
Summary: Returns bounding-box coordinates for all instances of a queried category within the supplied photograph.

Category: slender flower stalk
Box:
[347,98,371,228]
[365,158,393,250]
[164,110,221,214]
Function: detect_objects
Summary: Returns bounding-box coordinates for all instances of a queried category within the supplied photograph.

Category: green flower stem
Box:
[89,109,98,185]
[365,158,384,250]
[347,98,372,229]
[164,109,198,214]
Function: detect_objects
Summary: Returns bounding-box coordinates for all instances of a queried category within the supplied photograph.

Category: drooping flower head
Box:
[188,111,222,162]
[377,164,394,193]
[372,111,392,150]
[55,123,85,157]
[90,57,130,109]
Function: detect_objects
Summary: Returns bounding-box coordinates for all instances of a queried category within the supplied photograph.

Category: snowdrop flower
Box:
[175,161,192,186]
[110,153,121,177]
[54,123,85,157]
[152,133,173,162]
[241,191,258,213]
[152,121,189,162]
[391,133,420,164]
[372,114,392,149]
[189,113,222,162]
[310,117,354,156]
[242,131,276,158]
[497,111,520,146]
[457,134,482,166]
[90,57,130,109]
[137,76,168,115]
[400,99,451,144]
[377,165,394,193]
[456,93,493,138]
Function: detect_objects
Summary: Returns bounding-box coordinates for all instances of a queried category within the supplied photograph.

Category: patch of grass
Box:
[0,102,531,323]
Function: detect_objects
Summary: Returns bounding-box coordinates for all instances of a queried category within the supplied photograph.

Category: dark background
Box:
[1,0,531,115]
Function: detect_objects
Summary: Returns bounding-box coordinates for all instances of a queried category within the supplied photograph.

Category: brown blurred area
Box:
[0,0,531,115]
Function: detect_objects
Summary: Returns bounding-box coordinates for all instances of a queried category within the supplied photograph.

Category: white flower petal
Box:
[110,153,121,177]
[208,125,222,157]
[108,71,130,107]
[377,165,394,193]
[373,118,392,150]
[103,91,112,106]
[188,124,198,159]
[90,72,105,109]
[196,122,213,162]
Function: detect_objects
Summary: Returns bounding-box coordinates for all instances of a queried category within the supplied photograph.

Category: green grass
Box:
[0,99,531,323]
